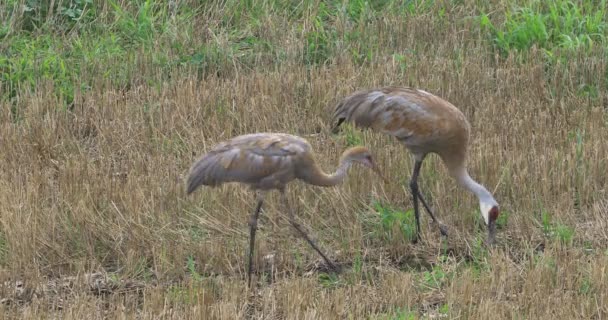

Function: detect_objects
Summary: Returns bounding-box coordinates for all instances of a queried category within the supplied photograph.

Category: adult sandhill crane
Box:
[330,86,500,244]
[186,133,386,286]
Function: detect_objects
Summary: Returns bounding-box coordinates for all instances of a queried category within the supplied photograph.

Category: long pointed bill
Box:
[369,161,388,184]
[487,220,497,246]
[331,118,345,134]
[486,206,499,246]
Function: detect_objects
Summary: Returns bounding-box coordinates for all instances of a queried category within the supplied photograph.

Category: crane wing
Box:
[331,86,445,141]
[186,133,310,194]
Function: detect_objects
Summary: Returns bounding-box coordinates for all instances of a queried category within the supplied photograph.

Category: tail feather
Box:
[186,167,203,195]
[330,100,348,133]
[330,89,383,133]
[185,153,225,194]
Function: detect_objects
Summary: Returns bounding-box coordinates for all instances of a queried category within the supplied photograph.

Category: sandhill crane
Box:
[330,86,500,245]
[186,133,386,286]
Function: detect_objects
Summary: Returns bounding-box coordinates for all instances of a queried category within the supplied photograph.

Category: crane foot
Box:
[438,224,448,237]
[411,232,422,244]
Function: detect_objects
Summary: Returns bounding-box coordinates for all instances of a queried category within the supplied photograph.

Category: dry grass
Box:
[1,1,607,319]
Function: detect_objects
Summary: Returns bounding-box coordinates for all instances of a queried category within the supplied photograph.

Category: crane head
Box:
[343,147,388,183]
[331,117,346,134]
[329,99,349,134]
[480,201,500,245]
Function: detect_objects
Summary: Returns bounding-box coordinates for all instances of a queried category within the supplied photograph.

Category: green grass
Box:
[480,0,607,55]
[2,0,607,112]
[479,0,608,96]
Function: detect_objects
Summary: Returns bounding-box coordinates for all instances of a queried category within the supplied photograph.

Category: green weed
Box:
[318,272,341,289]
[393,53,410,74]
[468,235,491,274]
[576,83,599,100]
[353,251,363,275]
[131,257,155,281]
[538,210,575,245]
[186,255,203,282]
[554,223,575,245]
[337,123,363,147]
[374,202,417,243]
[419,264,447,289]
[186,225,208,242]
[579,275,592,295]
[291,249,304,270]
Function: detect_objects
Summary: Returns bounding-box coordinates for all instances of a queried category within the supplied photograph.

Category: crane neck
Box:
[453,166,497,206]
[300,157,353,187]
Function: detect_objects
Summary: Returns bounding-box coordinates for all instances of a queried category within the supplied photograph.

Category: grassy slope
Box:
[1,0,607,318]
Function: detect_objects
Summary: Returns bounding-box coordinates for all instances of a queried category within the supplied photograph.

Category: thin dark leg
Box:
[281,191,337,271]
[247,198,264,288]
[409,160,423,243]
[416,189,448,237]
[410,159,448,240]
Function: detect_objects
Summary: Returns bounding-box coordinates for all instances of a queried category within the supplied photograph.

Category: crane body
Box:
[186,133,386,286]
[331,86,500,244]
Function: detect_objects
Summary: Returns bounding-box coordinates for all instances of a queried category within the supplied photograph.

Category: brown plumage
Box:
[186,133,386,287]
[331,86,500,244]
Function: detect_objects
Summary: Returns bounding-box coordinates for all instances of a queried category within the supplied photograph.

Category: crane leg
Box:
[409,160,423,243]
[416,190,448,237]
[247,197,264,288]
[281,191,337,271]
[410,159,449,243]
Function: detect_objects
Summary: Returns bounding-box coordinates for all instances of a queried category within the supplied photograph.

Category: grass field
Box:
[1,0,607,318]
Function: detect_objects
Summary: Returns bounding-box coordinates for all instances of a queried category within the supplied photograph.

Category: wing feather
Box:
[186,133,309,194]
[330,87,449,139]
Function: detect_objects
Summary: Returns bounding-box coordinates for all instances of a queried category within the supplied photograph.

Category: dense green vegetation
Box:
[2,0,606,112]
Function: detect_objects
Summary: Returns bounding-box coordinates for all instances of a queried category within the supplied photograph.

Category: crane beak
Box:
[331,118,345,134]
[368,160,388,184]
[487,206,499,246]
[487,220,497,246]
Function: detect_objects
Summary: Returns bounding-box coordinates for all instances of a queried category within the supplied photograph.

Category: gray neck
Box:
[454,167,496,206]
[302,159,353,187]
[325,159,352,186]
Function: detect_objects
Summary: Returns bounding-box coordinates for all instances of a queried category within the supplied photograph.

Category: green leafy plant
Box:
[186,255,203,282]
[579,275,592,295]
[318,272,341,289]
[374,202,417,243]
[420,264,447,289]
[538,210,575,245]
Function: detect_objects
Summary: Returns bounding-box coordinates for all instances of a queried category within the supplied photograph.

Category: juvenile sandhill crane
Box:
[330,86,500,244]
[186,133,386,287]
